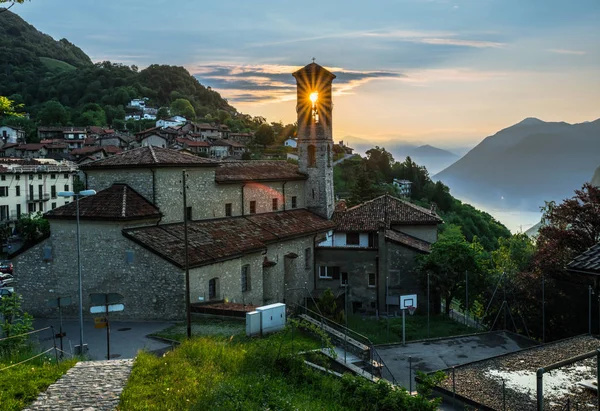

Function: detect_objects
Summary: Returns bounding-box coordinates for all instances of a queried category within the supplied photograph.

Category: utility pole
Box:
[183,170,191,339]
[427,272,430,339]
[465,270,469,326]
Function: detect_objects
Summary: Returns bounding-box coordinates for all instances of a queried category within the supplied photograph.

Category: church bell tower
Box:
[293,61,336,219]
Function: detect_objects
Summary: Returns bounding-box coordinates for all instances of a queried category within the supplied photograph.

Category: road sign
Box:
[47,296,72,307]
[90,303,125,314]
[94,317,107,329]
[90,293,124,305]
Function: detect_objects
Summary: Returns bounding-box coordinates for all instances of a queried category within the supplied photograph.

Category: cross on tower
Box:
[312,57,316,63]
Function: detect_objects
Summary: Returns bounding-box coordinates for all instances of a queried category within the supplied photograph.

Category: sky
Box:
[13,0,600,151]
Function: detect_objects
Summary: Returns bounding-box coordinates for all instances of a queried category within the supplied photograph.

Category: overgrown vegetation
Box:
[121,324,441,410]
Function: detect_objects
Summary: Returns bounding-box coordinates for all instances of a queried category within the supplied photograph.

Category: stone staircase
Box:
[23,359,133,411]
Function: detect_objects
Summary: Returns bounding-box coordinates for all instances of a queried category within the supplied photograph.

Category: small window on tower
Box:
[307,145,316,167]
[225,203,232,217]
[249,201,256,214]
[272,198,278,211]
[327,145,331,167]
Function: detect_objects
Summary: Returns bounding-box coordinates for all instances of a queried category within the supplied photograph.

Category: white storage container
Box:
[246,311,261,336]
[256,303,286,334]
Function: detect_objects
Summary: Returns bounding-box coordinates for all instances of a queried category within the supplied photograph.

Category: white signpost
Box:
[90,304,125,314]
[400,294,417,346]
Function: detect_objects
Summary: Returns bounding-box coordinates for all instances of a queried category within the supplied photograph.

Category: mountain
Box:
[0,10,235,126]
[433,118,600,210]
[342,136,459,175]
[592,166,600,187]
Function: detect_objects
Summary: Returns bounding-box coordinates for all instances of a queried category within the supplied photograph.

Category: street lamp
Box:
[58,189,96,355]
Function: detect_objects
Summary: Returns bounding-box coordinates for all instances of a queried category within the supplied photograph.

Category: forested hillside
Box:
[0,10,237,137]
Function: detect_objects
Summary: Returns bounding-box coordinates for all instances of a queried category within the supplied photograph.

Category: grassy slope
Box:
[0,355,77,411]
[39,57,76,73]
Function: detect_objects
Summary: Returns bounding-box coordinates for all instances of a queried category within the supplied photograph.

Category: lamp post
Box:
[58,189,96,355]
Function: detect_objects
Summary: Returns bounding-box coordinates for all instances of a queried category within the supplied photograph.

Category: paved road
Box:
[33,319,175,360]
[333,153,358,166]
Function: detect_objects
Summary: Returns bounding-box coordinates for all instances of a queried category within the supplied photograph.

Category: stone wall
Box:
[384,243,427,314]
[13,219,186,320]
[315,248,378,312]
[86,169,154,204]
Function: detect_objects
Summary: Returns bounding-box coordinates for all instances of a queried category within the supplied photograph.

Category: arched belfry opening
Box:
[293,61,335,219]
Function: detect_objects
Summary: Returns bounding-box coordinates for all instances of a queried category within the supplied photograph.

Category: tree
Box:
[254,123,275,147]
[349,162,379,206]
[418,225,482,314]
[156,107,170,119]
[0,95,24,118]
[170,98,195,119]
[16,212,49,245]
[37,100,69,125]
[535,183,600,278]
[365,146,394,183]
[0,293,33,352]
[77,103,107,126]
[0,0,28,14]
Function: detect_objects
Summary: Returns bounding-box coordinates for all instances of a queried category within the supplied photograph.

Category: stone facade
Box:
[13,219,186,320]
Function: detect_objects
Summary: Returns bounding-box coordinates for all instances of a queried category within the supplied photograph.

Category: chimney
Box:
[335,199,347,212]
[430,203,437,214]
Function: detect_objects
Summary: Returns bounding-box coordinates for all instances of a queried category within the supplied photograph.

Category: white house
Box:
[209,141,229,159]
[284,138,297,148]
[156,116,186,129]
[0,126,25,144]
[129,99,146,108]
[141,134,168,148]
[0,159,76,224]
[393,179,412,197]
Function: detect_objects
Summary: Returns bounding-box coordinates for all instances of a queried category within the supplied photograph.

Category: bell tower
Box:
[293,61,336,219]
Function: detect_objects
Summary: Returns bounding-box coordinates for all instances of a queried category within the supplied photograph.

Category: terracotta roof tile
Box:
[215,161,307,183]
[568,243,600,275]
[45,184,161,221]
[80,146,218,169]
[15,144,46,151]
[333,194,442,231]
[385,229,431,253]
[123,209,335,268]
[70,146,106,156]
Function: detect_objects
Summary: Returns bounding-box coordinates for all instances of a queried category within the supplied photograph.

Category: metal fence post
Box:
[409,356,412,394]
[452,366,456,409]
[536,368,544,411]
[503,378,506,411]
[50,326,59,364]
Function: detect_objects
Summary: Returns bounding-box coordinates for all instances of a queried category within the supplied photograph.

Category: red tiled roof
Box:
[123,209,335,268]
[333,194,442,231]
[0,143,19,150]
[385,229,431,253]
[80,146,219,169]
[215,161,307,183]
[102,145,123,154]
[71,146,105,156]
[568,243,600,275]
[135,126,161,135]
[45,184,161,221]
[15,144,46,151]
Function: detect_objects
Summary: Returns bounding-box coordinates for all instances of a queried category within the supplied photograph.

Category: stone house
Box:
[0,125,25,144]
[140,134,167,148]
[316,194,442,315]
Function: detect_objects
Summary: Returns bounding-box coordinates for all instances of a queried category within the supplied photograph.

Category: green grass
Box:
[151,317,246,341]
[39,57,77,72]
[120,328,439,411]
[0,351,77,411]
[348,314,479,345]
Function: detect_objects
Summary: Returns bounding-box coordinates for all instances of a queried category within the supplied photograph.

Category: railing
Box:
[291,303,398,385]
[27,193,50,202]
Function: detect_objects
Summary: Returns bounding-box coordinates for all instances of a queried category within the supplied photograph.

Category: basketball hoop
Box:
[407,306,416,316]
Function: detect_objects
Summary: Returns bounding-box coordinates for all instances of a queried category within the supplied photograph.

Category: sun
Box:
[309,92,318,103]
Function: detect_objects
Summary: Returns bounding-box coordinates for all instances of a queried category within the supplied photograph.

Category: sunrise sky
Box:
[15,0,600,151]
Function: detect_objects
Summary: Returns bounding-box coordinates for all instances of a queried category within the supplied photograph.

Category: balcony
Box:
[27,193,50,203]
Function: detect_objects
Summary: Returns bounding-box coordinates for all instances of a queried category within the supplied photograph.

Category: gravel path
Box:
[23,359,133,411]
[439,335,600,410]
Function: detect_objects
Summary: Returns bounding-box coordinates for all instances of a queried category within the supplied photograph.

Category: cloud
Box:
[548,48,586,55]
[192,64,404,103]
[419,38,505,48]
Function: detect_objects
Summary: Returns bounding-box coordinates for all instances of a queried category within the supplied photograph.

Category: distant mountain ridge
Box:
[434,117,600,210]
[343,136,459,175]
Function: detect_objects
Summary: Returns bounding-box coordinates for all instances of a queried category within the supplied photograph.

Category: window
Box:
[51,174,56,179]
[51,202,57,210]
[346,232,360,246]
[368,273,376,288]
[291,196,297,208]
[341,272,348,286]
[64,185,69,192]
[225,203,232,217]
[319,266,340,280]
[272,198,278,211]
[29,174,34,180]
[37,174,42,180]
[64,173,69,179]
[16,204,21,218]
[51,186,56,198]
[307,145,316,167]
[0,175,4,181]
[15,186,20,197]
[0,205,8,221]
[0,187,7,197]
[186,206,192,220]
[368,233,376,248]
[15,175,19,181]
[209,278,218,299]
[304,247,311,269]
[38,185,42,200]
[28,203,36,213]
[249,201,256,214]
[241,265,250,292]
